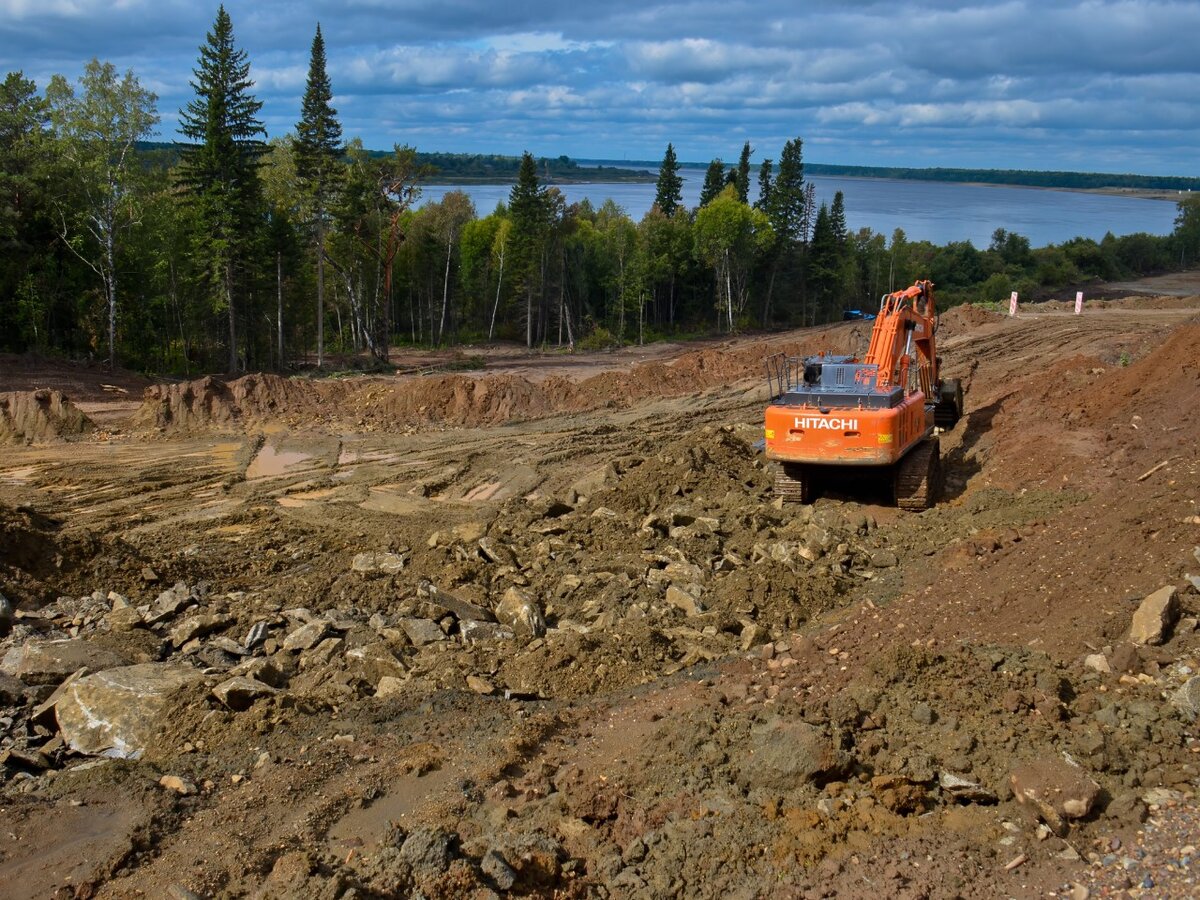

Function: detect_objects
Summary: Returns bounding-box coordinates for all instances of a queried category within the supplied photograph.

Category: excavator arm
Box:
[863,279,939,395]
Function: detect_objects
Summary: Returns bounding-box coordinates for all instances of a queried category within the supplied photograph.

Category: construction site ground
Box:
[2,278,1200,899]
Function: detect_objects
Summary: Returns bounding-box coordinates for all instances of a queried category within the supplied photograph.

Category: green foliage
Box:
[46,59,159,366]
[177,4,267,372]
[734,142,752,204]
[978,272,1011,303]
[654,143,683,217]
[699,159,726,208]
[755,158,773,212]
[1175,195,1200,266]
[7,59,1198,374]
[578,323,616,350]
[693,186,774,330]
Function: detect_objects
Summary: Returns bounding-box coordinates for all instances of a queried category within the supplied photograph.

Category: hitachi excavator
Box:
[763,280,962,509]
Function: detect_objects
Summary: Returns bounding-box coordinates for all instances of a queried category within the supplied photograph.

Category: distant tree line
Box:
[800,165,1200,193]
[3,5,1199,374]
[136,144,653,184]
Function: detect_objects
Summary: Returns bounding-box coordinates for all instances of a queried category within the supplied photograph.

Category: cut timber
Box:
[895,436,941,510]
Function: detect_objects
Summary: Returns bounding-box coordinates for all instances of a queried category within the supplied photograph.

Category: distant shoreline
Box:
[422,170,1181,201]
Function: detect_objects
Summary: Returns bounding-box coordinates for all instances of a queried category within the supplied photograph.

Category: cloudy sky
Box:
[3,0,1197,174]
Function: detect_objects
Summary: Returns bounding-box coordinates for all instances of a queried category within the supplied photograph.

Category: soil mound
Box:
[133,374,329,431]
[1076,321,1200,436]
[129,322,929,436]
[938,303,1002,336]
[0,389,94,445]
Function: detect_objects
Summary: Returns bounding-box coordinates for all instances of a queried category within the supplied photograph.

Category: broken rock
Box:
[1010,758,1101,836]
[1128,585,1177,645]
[170,613,233,648]
[0,591,12,637]
[495,587,546,637]
[417,580,495,622]
[665,584,705,617]
[159,774,198,795]
[350,551,405,574]
[212,676,277,711]
[1170,676,1200,719]
[737,718,851,790]
[1,639,130,686]
[940,772,998,804]
[281,620,330,652]
[54,663,206,758]
[460,620,516,644]
[400,617,446,647]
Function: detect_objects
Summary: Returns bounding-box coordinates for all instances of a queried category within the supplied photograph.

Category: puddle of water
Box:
[359,485,425,515]
[326,767,458,848]
[277,488,341,508]
[246,445,313,480]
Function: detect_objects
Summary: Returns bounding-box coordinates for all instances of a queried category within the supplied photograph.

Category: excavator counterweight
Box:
[763,280,962,509]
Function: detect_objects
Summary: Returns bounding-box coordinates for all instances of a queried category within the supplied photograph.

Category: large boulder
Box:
[54,663,205,758]
[1,639,130,686]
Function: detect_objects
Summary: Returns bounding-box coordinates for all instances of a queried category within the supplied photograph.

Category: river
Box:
[416,168,1183,248]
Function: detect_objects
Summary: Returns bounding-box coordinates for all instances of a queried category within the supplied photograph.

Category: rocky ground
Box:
[2,290,1200,899]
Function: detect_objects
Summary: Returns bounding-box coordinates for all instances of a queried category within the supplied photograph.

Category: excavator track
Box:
[774,462,814,504]
[894,436,941,510]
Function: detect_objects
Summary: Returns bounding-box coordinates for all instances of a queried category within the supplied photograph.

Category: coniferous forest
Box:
[3,6,1200,375]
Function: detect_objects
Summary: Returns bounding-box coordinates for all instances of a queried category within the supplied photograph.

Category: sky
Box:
[2,0,1198,175]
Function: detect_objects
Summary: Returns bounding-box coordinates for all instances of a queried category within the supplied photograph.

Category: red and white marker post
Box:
[1009,291,1019,316]
[1075,291,1083,314]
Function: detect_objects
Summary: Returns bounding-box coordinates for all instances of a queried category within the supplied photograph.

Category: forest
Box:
[3,6,1200,376]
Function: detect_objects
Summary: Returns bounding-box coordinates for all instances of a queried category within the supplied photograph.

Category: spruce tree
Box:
[654,142,683,217]
[735,141,752,204]
[699,158,726,208]
[179,4,267,373]
[756,158,773,212]
[295,23,343,368]
[509,152,547,347]
[830,190,847,249]
[769,138,806,245]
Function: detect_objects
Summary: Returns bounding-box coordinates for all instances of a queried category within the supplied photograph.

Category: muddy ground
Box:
[2,288,1200,899]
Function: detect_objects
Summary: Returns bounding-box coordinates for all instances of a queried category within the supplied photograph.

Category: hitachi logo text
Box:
[794,417,858,431]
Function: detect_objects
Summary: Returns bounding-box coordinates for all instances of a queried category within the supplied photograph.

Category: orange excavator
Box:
[763,280,962,509]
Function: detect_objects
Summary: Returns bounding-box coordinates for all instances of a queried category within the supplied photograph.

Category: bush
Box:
[578,324,618,351]
[978,272,1012,303]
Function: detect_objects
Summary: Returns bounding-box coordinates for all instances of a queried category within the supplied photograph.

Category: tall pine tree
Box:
[295,23,343,368]
[756,158,773,212]
[179,4,267,373]
[734,141,752,204]
[654,142,683,217]
[699,158,726,207]
[509,152,547,347]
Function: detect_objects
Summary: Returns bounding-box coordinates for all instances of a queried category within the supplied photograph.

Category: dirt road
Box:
[1,295,1199,899]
